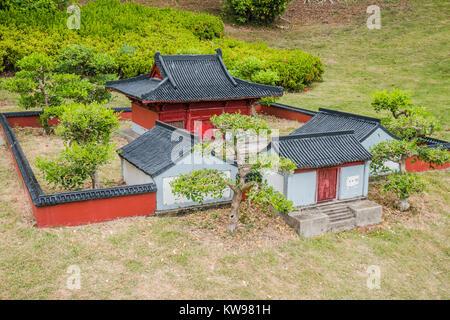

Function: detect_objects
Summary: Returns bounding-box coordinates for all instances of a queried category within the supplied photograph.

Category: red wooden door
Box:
[317,168,338,202]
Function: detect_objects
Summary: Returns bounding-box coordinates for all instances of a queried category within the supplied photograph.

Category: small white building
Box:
[117,121,237,211]
[266,130,373,207]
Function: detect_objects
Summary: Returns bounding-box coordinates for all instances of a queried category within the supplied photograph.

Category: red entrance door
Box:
[317,168,338,202]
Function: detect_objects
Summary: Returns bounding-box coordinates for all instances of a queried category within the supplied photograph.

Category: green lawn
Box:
[226,0,449,140]
[0,0,449,299]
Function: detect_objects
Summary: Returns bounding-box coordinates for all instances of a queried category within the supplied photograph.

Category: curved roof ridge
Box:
[279,130,355,141]
[319,108,381,123]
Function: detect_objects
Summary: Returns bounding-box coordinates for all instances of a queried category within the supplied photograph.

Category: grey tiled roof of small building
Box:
[271,131,373,169]
[424,137,450,150]
[117,121,199,177]
[106,49,284,103]
[290,108,399,142]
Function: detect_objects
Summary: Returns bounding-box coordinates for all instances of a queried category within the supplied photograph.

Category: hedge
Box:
[0,0,323,91]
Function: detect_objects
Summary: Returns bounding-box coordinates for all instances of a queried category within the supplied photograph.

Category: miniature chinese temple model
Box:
[106,49,284,136]
[267,130,383,237]
[267,130,373,207]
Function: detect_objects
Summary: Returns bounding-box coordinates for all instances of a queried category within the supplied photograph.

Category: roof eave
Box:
[141,94,283,104]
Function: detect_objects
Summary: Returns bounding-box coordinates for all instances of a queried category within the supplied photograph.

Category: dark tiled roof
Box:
[269,103,317,116]
[424,137,450,150]
[106,49,284,103]
[290,108,398,142]
[117,121,199,177]
[271,131,373,169]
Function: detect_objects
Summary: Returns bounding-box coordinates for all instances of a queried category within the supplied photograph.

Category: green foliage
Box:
[171,113,296,231]
[170,169,229,205]
[53,103,120,145]
[371,89,413,118]
[0,0,323,91]
[0,0,68,12]
[2,49,115,117]
[370,139,418,174]
[370,88,448,177]
[210,112,271,135]
[37,103,120,190]
[382,172,426,200]
[246,180,293,213]
[229,56,281,85]
[416,146,450,169]
[36,142,116,190]
[2,53,95,112]
[54,45,117,78]
[252,152,297,175]
[251,70,280,86]
[371,89,441,140]
[223,0,292,25]
[383,107,441,140]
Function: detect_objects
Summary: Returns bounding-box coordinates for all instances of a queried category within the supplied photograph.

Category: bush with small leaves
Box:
[223,0,293,25]
[37,103,120,190]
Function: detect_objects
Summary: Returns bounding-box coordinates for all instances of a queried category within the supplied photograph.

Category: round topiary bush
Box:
[223,0,293,25]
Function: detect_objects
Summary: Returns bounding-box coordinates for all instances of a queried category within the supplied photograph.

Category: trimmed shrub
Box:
[223,0,292,25]
[0,0,68,12]
[0,0,323,91]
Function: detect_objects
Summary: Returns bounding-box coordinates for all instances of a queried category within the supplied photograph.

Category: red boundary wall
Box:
[255,104,315,123]
[405,156,450,173]
[0,109,157,228]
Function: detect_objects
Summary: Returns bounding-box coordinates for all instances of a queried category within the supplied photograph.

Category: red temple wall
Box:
[405,156,450,172]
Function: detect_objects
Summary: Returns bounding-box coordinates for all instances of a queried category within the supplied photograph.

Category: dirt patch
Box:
[259,113,302,136]
[280,0,408,27]
[178,202,298,249]
[367,174,449,230]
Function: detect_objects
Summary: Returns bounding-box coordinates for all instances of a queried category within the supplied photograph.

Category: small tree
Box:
[2,47,118,131]
[370,89,449,211]
[170,113,296,232]
[37,103,120,190]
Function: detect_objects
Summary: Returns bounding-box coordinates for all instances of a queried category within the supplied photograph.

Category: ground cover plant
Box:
[0,0,323,91]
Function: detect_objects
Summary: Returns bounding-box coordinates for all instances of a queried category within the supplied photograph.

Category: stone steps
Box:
[328,211,354,222]
[329,217,356,232]
[284,199,383,238]
[316,202,356,232]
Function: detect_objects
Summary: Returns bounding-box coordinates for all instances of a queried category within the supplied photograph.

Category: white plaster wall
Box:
[122,159,154,185]
[362,127,400,174]
[361,127,394,150]
[286,171,317,207]
[338,164,365,200]
[263,172,285,194]
[154,151,238,211]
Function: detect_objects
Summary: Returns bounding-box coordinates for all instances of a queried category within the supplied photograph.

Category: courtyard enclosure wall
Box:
[0,109,158,228]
